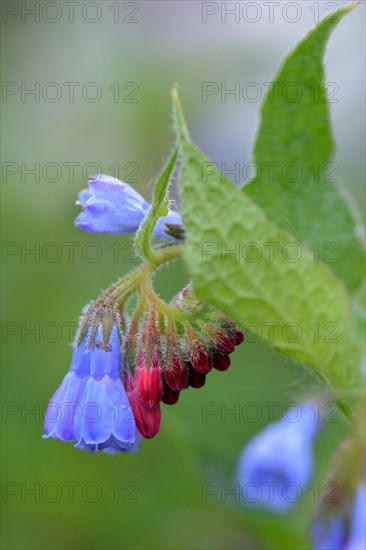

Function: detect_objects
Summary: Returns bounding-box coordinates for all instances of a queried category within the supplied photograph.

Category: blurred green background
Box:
[1,2,364,549]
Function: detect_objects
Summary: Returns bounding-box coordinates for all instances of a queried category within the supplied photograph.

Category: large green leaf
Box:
[245,5,364,293]
[173,89,362,400]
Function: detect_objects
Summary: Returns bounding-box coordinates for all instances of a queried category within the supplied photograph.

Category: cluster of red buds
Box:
[123,287,244,438]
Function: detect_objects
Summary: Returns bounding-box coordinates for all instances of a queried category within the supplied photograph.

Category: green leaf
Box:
[245,5,364,293]
[172,88,362,402]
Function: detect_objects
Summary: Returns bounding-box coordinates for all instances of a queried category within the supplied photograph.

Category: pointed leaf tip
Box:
[172,87,190,144]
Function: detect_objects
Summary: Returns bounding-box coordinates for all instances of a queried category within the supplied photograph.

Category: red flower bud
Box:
[128,388,161,438]
[187,364,206,388]
[213,353,231,371]
[162,385,180,405]
[137,349,163,409]
[190,344,212,374]
[165,354,189,391]
[214,332,236,354]
[233,331,245,345]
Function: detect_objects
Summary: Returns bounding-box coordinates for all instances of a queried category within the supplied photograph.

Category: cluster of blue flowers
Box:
[44,174,245,448]
[44,174,181,453]
[44,326,141,454]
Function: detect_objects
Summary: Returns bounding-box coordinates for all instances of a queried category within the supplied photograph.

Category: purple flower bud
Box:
[75,174,182,240]
[237,402,320,512]
[44,326,140,453]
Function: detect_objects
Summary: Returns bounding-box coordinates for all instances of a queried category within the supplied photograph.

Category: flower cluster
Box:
[44,292,244,451]
[123,287,244,438]
[44,174,244,452]
[44,307,141,454]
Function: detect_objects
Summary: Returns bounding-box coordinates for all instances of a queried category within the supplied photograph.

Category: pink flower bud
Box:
[165,355,189,391]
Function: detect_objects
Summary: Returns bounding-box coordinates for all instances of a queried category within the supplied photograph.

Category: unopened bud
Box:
[137,349,163,409]
[128,388,161,438]
[233,331,245,345]
[165,354,189,391]
[214,332,236,354]
[162,385,180,405]
[190,344,212,374]
[187,365,206,388]
[213,353,231,371]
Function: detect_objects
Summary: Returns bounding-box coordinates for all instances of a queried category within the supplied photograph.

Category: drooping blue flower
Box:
[311,481,366,550]
[43,331,90,442]
[311,515,346,550]
[345,481,366,550]
[237,401,321,512]
[43,326,141,453]
[75,174,182,239]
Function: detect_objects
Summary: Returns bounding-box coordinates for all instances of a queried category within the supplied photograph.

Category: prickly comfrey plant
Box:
[44,6,366,549]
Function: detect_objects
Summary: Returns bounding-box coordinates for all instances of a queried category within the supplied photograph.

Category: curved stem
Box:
[134,147,179,264]
[96,266,143,306]
[152,244,184,265]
